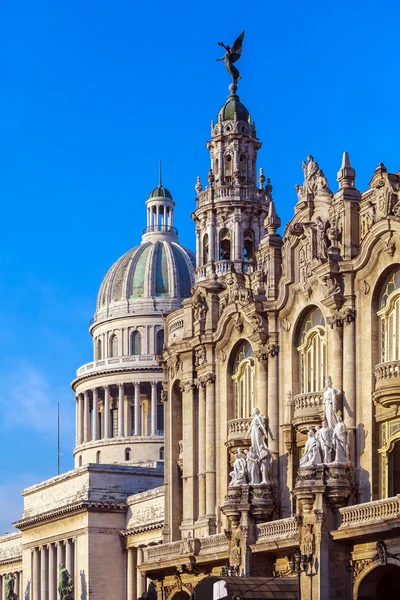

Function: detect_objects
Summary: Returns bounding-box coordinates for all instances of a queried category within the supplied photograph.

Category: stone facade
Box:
[137,85,400,600]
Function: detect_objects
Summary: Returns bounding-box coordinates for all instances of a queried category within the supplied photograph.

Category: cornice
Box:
[121,520,164,537]
[13,500,127,531]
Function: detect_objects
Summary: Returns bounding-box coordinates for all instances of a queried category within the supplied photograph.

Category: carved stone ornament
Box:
[295,156,332,203]
[194,345,207,367]
[321,272,344,299]
[256,343,279,361]
[193,292,208,322]
[327,307,356,328]
[179,380,195,394]
[302,524,314,556]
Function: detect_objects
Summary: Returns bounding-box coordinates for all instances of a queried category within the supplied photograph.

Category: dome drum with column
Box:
[72,179,195,468]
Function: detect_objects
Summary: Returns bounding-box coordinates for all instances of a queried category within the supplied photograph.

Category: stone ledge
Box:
[13,500,127,530]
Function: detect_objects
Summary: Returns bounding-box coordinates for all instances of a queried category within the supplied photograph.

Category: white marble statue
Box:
[319,419,334,463]
[246,408,272,484]
[246,446,260,484]
[323,377,340,430]
[229,449,247,487]
[299,428,323,467]
[333,415,349,463]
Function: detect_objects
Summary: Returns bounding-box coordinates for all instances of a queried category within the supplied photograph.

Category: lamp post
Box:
[289,549,310,600]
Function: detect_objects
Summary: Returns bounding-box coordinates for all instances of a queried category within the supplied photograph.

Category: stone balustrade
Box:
[167,314,185,344]
[338,495,400,528]
[144,541,182,563]
[197,533,229,555]
[76,355,158,377]
[374,360,400,406]
[292,392,324,433]
[227,418,251,438]
[256,517,299,543]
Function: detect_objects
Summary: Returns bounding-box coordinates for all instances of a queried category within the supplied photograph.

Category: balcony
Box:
[332,495,400,540]
[374,360,400,407]
[292,392,324,434]
[253,517,299,551]
[75,355,159,378]
[226,418,251,450]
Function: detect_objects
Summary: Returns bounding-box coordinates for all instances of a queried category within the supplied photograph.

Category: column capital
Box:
[104,384,110,392]
[150,381,158,387]
[91,387,98,394]
[179,380,195,393]
[118,382,124,390]
[134,381,140,389]
[84,390,89,398]
[327,307,356,328]
[256,343,280,360]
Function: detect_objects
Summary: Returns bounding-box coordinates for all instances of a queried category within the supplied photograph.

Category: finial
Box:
[337,151,355,189]
[265,199,281,234]
[208,169,215,186]
[265,178,273,201]
[195,176,203,194]
[258,168,265,189]
[216,31,245,85]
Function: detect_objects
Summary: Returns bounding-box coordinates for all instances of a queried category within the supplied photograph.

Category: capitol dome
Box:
[92,180,195,326]
[96,239,195,309]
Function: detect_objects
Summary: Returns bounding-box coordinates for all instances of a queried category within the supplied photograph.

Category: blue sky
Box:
[0,0,399,532]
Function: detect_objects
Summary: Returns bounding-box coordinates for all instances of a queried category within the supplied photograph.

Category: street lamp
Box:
[289,549,310,600]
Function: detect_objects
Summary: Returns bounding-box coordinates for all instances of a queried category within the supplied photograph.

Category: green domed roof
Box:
[217,83,249,122]
[148,185,173,200]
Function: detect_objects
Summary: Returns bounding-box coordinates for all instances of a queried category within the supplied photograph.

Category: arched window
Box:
[96,451,101,464]
[297,308,326,393]
[159,447,164,460]
[110,334,118,358]
[131,331,141,355]
[96,339,102,360]
[203,234,209,264]
[219,228,231,261]
[125,448,131,461]
[232,341,255,418]
[244,229,255,262]
[378,269,400,363]
[156,329,164,355]
[224,154,232,179]
[78,455,83,467]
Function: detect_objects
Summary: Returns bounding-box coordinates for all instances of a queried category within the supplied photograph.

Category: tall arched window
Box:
[96,339,102,360]
[110,335,118,357]
[96,451,101,464]
[219,228,231,261]
[378,269,400,363]
[232,341,255,418]
[244,229,255,262]
[131,331,141,355]
[297,308,326,393]
[159,447,164,460]
[156,329,164,355]
[125,448,131,461]
[203,234,209,264]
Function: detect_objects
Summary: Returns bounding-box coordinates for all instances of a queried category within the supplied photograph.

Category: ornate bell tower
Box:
[192,82,270,281]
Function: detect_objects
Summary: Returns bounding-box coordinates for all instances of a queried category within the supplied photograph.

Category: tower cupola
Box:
[143,162,177,242]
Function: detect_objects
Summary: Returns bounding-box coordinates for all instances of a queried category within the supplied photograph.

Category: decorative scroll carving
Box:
[327,307,356,328]
[194,345,207,367]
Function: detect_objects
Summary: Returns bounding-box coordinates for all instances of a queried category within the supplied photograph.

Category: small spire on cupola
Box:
[159,159,162,186]
[337,151,356,189]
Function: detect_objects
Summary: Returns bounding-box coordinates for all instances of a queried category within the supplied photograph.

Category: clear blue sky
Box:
[0,0,398,532]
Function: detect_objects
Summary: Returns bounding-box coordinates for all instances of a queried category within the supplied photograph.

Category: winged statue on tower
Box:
[217,31,245,84]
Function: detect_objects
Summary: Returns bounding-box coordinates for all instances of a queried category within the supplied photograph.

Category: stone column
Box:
[83,391,90,443]
[134,382,141,436]
[181,380,196,525]
[79,394,84,445]
[65,540,74,589]
[195,228,201,267]
[33,548,40,600]
[234,216,241,261]
[198,379,207,519]
[327,321,343,392]
[15,572,20,600]
[40,547,48,600]
[56,542,64,574]
[48,544,56,600]
[118,383,124,437]
[205,373,216,523]
[151,382,158,436]
[127,548,136,600]
[92,388,99,440]
[136,548,146,598]
[104,386,110,438]
[267,344,280,471]
[343,311,356,465]
[255,354,268,416]
[75,396,80,446]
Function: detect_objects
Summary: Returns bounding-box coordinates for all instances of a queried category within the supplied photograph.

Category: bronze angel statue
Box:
[217,31,245,84]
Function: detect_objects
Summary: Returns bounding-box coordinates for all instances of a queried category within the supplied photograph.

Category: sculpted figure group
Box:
[300,377,349,468]
[229,408,272,487]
